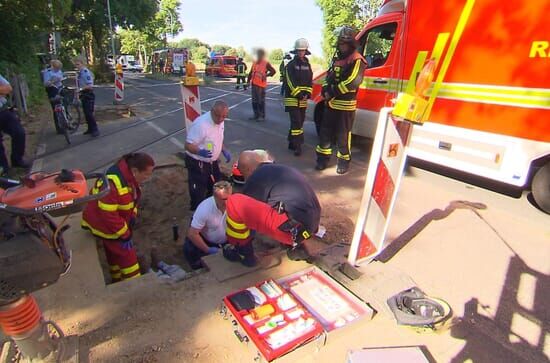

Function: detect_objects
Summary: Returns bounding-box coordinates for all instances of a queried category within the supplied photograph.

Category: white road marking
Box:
[228,98,252,110]
[146,121,168,135]
[169,137,186,148]
[266,85,280,92]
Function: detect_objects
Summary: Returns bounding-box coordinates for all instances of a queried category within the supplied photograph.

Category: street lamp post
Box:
[106,0,116,59]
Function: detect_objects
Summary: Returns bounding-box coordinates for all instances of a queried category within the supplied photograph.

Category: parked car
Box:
[126,60,143,73]
[205,56,238,77]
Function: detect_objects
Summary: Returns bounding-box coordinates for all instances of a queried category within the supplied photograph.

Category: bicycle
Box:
[49,81,81,144]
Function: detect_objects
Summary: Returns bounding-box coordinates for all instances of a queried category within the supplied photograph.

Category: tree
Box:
[64,0,158,67]
[192,46,209,64]
[212,44,231,55]
[236,46,248,59]
[173,38,210,50]
[269,48,284,64]
[315,0,383,63]
[225,48,238,56]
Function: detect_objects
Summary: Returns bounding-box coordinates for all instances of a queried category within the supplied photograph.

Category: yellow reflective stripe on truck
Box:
[359,78,550,109]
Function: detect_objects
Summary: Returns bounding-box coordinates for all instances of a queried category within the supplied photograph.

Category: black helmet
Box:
[336,26,358,46]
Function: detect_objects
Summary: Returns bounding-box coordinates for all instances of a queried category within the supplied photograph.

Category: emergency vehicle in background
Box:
[152,48,189,74]
[309,0,550,213]
[205,55,238,78]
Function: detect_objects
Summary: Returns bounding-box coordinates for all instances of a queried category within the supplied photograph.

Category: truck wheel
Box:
[532,162,550,214]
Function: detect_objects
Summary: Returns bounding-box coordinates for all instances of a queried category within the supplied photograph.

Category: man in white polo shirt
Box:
[185,100,231,210]
[183,180,231,269]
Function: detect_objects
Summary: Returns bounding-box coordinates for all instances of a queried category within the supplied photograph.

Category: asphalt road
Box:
[33,73,548,226]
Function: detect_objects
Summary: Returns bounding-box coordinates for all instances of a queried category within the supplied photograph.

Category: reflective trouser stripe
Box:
[81,220,129,239]
[120,263,141,279]
[316,145,332,155]
[110,265,121,280]
[291,129,304,136]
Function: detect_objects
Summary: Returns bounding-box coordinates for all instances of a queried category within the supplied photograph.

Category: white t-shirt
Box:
[186,111,224,162]
[190,196,226,244]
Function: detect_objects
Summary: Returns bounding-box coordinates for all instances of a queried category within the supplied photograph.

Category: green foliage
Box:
[172,38,210,50]
[212,44,232,55]
[0,0,72,106]
[315,0,383,64]
[225,48,238,57]
[192,46,209,64]
[269,48,284,64]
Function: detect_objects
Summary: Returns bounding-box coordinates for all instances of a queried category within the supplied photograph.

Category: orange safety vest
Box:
[251,60,268,88]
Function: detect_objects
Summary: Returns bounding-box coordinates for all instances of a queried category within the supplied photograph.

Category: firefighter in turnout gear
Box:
[82,153,155,283]
[316,26,367,174]
[235,57,248,90]
[284,38,313,156]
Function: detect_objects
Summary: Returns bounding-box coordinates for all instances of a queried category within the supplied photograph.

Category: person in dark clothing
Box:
[223,150,321,267]
[284,39,313,156]
[247,49,276,121]
[0,74,30,174]
[279,53,292,96]
[73,56,100,137]
[316,26,367,174]
[234,58,248,90]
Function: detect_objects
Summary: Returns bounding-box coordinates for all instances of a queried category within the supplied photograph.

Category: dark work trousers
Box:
[251,85,266,118]
[235,76,248,90]
[0,109,26,170]
[183,235,223,270]
[185,154,221,210]
[79,90,99,132]
[280,79,285,95]
[287,107,306,148]
[316,107,355,162]
[46,86,62,133]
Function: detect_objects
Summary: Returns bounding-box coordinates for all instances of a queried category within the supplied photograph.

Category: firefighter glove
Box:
[197,149,213,158]
[207,246,219,255]
[222,149,232,163]
[120,239,134,250]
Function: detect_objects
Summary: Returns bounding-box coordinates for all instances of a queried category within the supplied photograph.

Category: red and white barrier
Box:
[348,107,413,265]
[180,83,201,130]
[114,72,124,102]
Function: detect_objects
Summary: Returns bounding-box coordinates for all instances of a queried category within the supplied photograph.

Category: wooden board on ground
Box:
[202,251,283,282]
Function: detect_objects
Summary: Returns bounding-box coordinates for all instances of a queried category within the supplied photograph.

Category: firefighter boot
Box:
[222,243,258,267]
[294,144,302,157]
[315,157,328,171]
[336,159,350,175]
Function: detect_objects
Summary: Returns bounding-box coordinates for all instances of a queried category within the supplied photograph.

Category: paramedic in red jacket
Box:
[82,153,155,282]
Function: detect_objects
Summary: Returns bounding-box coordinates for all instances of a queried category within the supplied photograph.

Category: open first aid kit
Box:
[221,266,375,362]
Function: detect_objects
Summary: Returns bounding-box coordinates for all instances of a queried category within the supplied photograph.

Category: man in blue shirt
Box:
[43,59,64,134]
[0,74,30,173]
[73,57,99,137]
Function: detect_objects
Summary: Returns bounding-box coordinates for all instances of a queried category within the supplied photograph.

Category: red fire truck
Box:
[309,0,550,212]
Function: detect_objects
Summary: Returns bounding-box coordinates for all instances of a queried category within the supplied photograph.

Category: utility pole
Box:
[107,0,116,59]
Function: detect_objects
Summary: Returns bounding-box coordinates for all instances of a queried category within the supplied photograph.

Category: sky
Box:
[175,0,324,56]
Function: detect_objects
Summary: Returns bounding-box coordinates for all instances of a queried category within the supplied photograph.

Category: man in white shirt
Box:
[185,100,231,210]
[183,180,232,269]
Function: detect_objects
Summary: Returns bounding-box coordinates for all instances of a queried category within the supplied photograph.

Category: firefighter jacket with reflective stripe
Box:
[249,60,276,88]
[235,62,247,76]
[284,56,313,109]
[324,50,366,111]
[81,159,141,241]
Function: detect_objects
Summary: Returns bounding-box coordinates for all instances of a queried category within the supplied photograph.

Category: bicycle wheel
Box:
[65,102,81,133]
[57,109,71,144]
